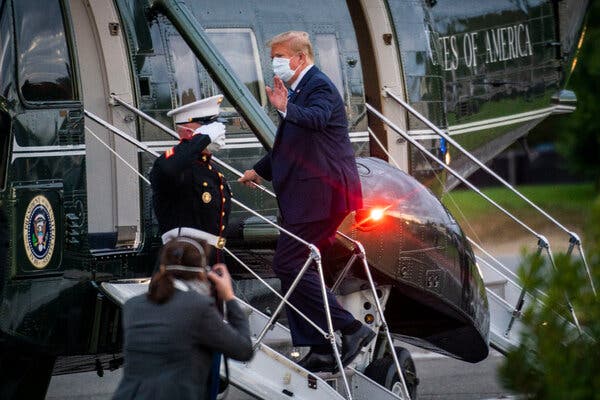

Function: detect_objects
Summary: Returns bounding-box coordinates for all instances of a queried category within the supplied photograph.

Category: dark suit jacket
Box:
[112,290,252,400]
[254,66,363,224]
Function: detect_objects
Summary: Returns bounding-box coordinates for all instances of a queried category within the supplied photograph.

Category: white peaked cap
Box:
[167,94,224,124]
[161,227,225,249]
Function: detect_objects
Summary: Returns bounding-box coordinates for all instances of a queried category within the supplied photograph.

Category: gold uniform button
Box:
[222,198,226,203]
[219,185,224,190]
[203,182,208,187]
[208,165,213,170]
[218,172,223,177]
[221,211,225,217]
[221,225,225,231]
[202,155,207,162]
[202,192,212,203]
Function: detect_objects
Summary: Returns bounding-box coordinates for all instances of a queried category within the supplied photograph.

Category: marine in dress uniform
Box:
[150,95,231,252]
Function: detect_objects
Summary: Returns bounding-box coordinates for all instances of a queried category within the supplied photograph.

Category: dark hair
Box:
[147,238,211,304]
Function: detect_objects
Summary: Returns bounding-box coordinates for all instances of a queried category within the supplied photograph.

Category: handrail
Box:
[366,103,545,245]
[367,121,554,304]
[384,87,596,296]
[335,233,411,400]
[473,252,549,302]
[365,111,583,347]
[223,247,328,337]
[84,109,355,399]
[384,88,572,235]
[84,126,151,185]
[366,102,582,335]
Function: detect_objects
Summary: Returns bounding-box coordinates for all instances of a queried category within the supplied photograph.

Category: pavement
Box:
[403,345,517,400]
[46,347,518,400]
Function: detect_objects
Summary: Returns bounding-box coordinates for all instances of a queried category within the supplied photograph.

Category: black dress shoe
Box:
[297,350,336,372]
[341,324,376,366]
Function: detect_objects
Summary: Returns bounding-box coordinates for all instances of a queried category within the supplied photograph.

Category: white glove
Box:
[194,122,226,151]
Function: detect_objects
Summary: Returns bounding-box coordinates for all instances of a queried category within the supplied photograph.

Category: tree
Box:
[498,196,600,399]
[556,3,600,188]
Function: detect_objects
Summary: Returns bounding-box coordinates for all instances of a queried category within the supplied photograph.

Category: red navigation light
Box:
[355,206,390,231]
[370,208,385,221]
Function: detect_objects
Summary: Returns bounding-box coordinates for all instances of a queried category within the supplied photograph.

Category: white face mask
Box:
[272,56,298,82]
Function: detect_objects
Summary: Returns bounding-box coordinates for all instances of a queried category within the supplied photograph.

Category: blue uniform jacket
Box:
[254,66,363,224]
[150,134,231,237]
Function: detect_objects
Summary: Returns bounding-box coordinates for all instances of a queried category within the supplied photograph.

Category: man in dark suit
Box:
[239,31,374,372]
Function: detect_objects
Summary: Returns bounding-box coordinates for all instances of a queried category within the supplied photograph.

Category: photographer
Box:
[112,238,252,400]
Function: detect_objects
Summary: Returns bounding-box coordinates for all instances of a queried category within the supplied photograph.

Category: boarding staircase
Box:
[366,88,596,353]
[101,280,402,399]
[87,100,412,400]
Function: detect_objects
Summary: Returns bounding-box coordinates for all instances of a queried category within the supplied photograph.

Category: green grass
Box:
[442,183,596,220]
[441,183,597,247]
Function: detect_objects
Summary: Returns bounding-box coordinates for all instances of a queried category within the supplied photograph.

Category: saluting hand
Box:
[238,169,263,189]
[266,75,288,112]
[194,122,226,152]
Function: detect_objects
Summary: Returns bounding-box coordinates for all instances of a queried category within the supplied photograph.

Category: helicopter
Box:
[0,0,588,398]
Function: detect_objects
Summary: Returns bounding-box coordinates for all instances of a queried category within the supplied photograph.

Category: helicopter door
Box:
[0,0,8,192]
[68,0,141,251]
[0,110,7,191]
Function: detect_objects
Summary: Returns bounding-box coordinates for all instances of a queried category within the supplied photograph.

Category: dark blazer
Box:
[254,66,363,224]
[112,290,252,400]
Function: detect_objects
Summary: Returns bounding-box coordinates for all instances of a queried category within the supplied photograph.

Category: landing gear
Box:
[364,346,419,399]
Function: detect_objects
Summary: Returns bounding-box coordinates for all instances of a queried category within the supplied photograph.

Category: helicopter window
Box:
[14,0,75,102]
[167,28,265,111]
[314,34,345,98]
[204,28,266,108]
[169,36,202,105]
[139,77,151,97]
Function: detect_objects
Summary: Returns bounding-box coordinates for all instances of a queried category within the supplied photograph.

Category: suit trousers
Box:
[273,213,356,347]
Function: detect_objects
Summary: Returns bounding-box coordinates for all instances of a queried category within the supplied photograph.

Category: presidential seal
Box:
[23,195,56,269]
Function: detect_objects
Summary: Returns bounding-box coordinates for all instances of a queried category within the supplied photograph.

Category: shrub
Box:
[498,197,600,399]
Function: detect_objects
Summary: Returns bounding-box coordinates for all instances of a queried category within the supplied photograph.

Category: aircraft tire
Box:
[364,346,419,399]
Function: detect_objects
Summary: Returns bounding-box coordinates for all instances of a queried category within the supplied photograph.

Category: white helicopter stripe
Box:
[408,105,575,139]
